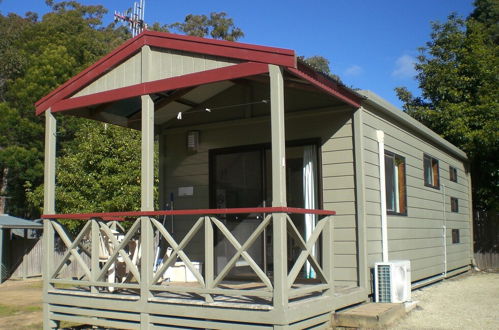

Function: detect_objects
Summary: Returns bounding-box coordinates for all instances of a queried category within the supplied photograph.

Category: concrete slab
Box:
[333,302,407,328]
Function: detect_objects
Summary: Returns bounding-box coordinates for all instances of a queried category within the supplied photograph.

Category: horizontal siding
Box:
[361,106,472,282]
[73,49,238,98]
[162,108,358,287]
[73,52,142,97]
[149,48,238,82]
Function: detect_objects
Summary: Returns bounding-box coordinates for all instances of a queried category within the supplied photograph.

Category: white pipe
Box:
[376,130,389,263]
[442,183,447,276]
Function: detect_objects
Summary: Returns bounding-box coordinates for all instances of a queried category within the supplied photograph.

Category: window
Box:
[449,166,458,182]
[452,229,460,244]
[385,151,407,215]
[451,197,459,212]
[423,154,439,188]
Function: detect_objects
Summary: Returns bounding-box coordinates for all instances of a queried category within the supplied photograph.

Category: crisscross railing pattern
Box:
[43,207,335,306]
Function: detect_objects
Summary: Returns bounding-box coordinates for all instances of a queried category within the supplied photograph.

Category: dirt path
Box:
[0,278,43,329]
[389,271,499,329]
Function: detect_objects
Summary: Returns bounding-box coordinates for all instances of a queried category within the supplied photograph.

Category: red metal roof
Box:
[35,30,360,115]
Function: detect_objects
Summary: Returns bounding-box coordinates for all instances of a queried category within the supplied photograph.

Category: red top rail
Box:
[42,207,335,221]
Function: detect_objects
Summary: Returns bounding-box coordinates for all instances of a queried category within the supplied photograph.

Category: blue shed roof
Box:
[0,214,43,229]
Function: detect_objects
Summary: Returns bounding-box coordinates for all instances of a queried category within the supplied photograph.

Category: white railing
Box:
[43,207,335,307]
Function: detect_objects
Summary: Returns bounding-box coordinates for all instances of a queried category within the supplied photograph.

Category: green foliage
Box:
[167,12,244,41]
[299,55,342,82]
[0,13,35,101]
[1,1,244,221]
[396,1,499,250]
[0,1,127,218]
[27,122,152,233]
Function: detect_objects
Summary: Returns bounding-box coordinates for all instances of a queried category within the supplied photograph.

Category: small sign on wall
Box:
[178,186,194,196]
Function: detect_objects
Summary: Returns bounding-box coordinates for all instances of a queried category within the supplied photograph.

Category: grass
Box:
[0,304,18,317]
[0,303,41,317]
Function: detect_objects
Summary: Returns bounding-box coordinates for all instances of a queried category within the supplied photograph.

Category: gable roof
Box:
[35,31,361,115]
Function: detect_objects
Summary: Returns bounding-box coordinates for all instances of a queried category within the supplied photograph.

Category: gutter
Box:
[357,90,468,162]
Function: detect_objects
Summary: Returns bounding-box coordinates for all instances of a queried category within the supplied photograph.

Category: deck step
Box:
[332,302,406,328]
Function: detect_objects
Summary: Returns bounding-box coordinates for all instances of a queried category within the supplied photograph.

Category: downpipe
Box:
[376,130,389,262]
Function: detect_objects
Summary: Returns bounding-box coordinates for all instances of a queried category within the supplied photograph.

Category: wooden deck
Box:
[46,285,367,329]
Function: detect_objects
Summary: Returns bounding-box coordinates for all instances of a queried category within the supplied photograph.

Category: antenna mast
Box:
[114,0,147,38]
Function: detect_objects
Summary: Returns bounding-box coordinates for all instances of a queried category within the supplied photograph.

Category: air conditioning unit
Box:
[375,260,411,303]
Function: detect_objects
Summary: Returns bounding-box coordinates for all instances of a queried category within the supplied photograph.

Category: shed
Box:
[0,214,43,282]
[36,31,473,329]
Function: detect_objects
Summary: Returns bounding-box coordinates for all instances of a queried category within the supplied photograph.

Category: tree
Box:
[0,13,36,101]
[1,1,245,219]
[0,1,128,218]
[396,0,499,252]
[299,55,342,82]
[168,12,244,41]
[27,122,149,233]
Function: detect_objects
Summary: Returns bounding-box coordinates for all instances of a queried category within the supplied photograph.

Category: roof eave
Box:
[358,90,468,162]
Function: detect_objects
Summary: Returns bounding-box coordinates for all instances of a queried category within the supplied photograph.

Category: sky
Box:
[1,0,475,108]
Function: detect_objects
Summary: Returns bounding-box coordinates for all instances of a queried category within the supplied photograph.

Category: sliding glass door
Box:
[211,142,320,280]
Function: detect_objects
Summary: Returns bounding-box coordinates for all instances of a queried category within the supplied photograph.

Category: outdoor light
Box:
[187,130,200,153]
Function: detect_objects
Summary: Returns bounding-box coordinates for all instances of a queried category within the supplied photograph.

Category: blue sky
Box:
[1,0,475,108]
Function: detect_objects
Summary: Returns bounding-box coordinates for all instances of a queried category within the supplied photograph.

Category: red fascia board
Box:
[35,31,296,115]
[51,62,269,113]
[42,207,336,220]
[143,30,295,57]
[35,38,145,115]
[287,66,362,108]
[144,34,296,68]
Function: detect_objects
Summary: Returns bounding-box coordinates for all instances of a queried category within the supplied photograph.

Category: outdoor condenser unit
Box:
[374,260,411,303]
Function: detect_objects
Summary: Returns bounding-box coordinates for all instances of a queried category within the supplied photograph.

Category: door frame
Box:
[208,138,323,210]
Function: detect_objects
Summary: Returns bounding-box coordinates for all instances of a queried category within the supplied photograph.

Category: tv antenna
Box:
[114,0,147,37]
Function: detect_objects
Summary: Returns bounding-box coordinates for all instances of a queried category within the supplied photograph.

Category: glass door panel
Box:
[213,150,264,279]
[212,143,319,281]
[266,145,319,279]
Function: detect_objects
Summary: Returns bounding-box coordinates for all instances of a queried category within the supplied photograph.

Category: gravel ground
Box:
[389,271,499,330]
[1,272,498,329]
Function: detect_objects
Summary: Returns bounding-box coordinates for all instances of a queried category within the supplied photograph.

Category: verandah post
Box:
[204,216,214,302]
[269,64,288,316]
[322,215,335,296]
[139,43,154,329]
[90,219,100,293]
[43,109,58,329]
[139,43,155,328]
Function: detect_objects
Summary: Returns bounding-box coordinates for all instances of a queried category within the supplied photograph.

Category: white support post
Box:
[376,130,389,263]
[140,45,154,329]
[43,109,57,329]
[269,65,287,208]
[43,110,56,215]
[269,64,288,314]
[322,215,335,297]
[140,93,154,329]
[91,219,100,294]
[141,94,154,210]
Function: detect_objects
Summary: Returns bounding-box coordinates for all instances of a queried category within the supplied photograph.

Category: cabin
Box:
[36,31,473,329]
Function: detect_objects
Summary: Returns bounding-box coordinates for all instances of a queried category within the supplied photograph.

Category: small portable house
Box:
[36,31,473,329]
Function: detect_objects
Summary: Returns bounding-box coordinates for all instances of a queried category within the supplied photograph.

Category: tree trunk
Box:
[0,167,8,214]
